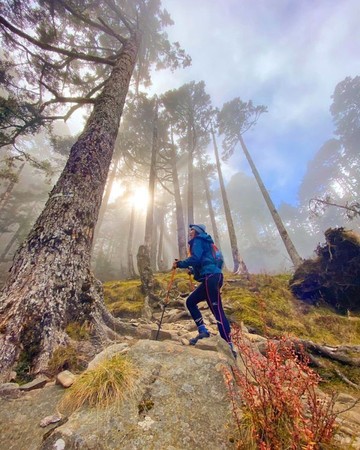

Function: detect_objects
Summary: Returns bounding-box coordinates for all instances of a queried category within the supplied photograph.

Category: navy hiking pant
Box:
[186,273,231,343]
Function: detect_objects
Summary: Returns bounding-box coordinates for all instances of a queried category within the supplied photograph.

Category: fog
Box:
[0,0,359,282]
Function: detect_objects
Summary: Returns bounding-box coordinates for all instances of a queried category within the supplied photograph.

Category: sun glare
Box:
[109,181,149,210]
[130,186,149,209]
[109,180,125,203]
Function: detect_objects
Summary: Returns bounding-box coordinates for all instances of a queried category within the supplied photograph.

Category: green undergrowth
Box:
[103,272,192,316]
[103,271,360,394]
[104,272,360,347]
[221,273,360,346]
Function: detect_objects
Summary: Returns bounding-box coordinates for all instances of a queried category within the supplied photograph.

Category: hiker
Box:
[173,224,236,357]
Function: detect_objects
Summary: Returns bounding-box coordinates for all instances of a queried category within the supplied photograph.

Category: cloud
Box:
[153,0,360,205]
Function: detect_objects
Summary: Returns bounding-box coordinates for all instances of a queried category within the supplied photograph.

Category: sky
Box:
[149,0,360,207]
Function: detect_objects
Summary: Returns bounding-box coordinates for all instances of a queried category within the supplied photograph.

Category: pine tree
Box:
[0,0,190,381]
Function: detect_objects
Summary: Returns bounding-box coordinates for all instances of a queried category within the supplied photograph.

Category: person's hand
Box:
[172,259,178,269]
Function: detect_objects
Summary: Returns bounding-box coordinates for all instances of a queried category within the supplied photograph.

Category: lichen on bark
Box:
[0,36,140,382]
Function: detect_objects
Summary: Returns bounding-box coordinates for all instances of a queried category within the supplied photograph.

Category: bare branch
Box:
[104,0,135,34]
[0,15,115,66]
[309,198,360,219]
[54,0,127,45]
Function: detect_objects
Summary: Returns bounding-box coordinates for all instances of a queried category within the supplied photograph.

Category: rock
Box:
[9,371,17,381]
[0,382,21,399]
[0,383,64,450]
[55,370,75,388]
[87,342,130,370]
[41,339,237,450]
[336,393,357,405]
[40,413,63,428]
[19,376,48,392]
[150,328,172,341]
[244,332,267,343]
[196,337,218,352]
[209,315,217,324]
[162,308,190,323]
[184,322,198,332]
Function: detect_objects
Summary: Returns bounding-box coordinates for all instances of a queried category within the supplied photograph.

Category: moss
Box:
[14,353,34,384]
[103,280,145,317]
[220,272,360,345]
[14,324,42,384]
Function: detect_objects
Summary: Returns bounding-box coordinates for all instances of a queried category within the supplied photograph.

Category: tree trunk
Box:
[238,134,302,269]
[212,128,249,275]
[136,244,154,296]
[127,204,136,278]
[199,160,221,247]
[170,129,187,259]
[187,120,194,225]
[0,35,140,382]
[144,100,158,260]
[150,219,158,271]
[0,161,25,212]
[157,207,167,271]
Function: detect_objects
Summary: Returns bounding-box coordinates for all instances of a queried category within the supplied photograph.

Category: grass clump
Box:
[59,354,138,413]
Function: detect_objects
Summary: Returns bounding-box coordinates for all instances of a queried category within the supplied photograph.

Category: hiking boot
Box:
[189,330,210,345]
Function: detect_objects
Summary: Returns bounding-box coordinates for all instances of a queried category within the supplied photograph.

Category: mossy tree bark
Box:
[0,35,139,382]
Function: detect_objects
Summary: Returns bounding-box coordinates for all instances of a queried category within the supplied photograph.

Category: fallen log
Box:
[296,339,360,367]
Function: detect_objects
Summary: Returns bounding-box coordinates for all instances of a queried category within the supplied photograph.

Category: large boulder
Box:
[41,339,237,450]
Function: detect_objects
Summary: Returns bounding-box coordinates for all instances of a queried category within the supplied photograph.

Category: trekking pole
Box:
[155,267,176,340]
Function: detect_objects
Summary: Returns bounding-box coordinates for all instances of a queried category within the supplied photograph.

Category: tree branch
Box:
[104,0,135,34]
[0,15,115,66]
[54,0,127,45]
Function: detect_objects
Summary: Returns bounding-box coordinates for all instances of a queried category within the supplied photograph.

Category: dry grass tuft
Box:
[59,354,139,413]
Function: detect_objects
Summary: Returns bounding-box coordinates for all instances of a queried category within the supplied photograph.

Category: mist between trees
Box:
[1,0,358,285]
[0,0,358,382]
[1,75,359,282]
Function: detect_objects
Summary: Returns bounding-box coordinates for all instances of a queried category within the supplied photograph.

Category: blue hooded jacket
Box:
[177,232,222,281]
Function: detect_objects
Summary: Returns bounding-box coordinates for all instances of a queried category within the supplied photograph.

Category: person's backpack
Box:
[210,243,224,269]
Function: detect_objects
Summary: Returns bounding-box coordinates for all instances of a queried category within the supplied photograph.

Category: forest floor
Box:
[104,270,360,396]
[1,271,360,449]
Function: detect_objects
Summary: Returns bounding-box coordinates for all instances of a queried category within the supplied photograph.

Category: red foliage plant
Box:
[223,324,337,449]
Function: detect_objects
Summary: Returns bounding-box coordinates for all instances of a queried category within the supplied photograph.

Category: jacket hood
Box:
[190,232,214,245]
[189,224,206,234]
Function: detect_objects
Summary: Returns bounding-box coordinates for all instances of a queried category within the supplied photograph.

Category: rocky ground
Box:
[1,304,360,449]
